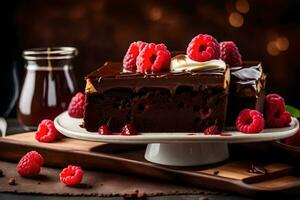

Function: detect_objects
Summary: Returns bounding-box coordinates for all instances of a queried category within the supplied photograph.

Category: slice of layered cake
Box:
[226,62,266,126]
[83,34,230,132]
[219,42,266,126]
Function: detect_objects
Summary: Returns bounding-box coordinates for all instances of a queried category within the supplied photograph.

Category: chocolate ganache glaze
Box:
[86,62,229,95]
[84,59,230,132]
[226,61,266,126]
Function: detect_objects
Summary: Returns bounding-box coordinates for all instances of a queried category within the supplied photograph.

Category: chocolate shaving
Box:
[248,164,267,174]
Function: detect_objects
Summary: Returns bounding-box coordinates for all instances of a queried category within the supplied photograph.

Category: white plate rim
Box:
[54,111,299,144]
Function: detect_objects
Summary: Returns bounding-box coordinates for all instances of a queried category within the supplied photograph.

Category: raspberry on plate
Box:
[186,34,220,62]
[220,41,242,66]
[35,119,60,143]
[204,125,220,135]
[121,123,137,136]
[265,93,291,128]
[236,109,265,133]
[59,165,83,186]
[136,43,171,73]
[123,41,147,72]
[284,129,300,147]
[17,151,44,177]
[98,125,112,135]
[68,92,85,118]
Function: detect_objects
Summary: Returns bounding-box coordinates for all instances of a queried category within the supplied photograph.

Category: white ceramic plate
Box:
[54,111,299,144]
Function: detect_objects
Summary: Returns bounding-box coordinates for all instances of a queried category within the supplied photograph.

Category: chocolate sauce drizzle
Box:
[248,164,268,174]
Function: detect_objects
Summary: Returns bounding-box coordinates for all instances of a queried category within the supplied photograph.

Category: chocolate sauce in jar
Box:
[17,47,78,130]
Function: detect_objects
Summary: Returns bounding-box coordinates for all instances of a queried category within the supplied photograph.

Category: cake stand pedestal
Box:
[145,143,229,166]
[54,111,299,166]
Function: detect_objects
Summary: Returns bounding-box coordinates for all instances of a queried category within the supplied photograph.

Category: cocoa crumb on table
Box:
[8,177,16,185]
[213,170,219,175]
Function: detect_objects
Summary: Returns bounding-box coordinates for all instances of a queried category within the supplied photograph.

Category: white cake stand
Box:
[54,111,299,166]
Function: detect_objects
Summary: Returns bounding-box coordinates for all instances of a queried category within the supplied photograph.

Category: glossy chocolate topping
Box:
[86,62,230,94]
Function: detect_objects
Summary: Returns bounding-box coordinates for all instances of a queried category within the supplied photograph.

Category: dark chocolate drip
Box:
[117,70,224,78]
[87,62,225,79]
[87,62,228,94]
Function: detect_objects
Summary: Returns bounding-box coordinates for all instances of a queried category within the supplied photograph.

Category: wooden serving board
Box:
[1,132,300,197]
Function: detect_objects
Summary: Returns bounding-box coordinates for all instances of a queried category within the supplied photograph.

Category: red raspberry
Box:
[265,94,291,128]
[204,125,220,135]
[59,165,83,186]
[136,43,171,73]
[236,109,265,133]
[123,41,147,72]
[35,119,60,143]
[68,92,85,118]
[186,34,220,62]
[220,41,242,66]
[17,151,44,177]
[121,123,137,136]
[98,125,112,135]
[285,129,300,146]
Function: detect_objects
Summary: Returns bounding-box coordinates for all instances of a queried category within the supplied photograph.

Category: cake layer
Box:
[226,61,266,126]
[84,62,230,132]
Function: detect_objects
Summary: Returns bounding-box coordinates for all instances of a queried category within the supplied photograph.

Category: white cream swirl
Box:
[170,54,226,73]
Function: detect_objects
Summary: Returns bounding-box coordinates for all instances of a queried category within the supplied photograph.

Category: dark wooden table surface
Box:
[0,119,258,200]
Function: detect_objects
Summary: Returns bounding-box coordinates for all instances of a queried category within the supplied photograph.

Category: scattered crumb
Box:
[8,178,16,185]
[213,170,219,175]
[0,169,4,177]
[37,182,41,185]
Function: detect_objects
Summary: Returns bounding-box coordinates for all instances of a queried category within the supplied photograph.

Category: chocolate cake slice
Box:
[84,61,230,132]
[226,61,266,126]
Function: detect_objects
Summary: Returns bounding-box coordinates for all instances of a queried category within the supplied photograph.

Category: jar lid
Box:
[23,47,78,60]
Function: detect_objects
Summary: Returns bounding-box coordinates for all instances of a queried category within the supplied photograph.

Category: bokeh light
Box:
[267,41,280,56]
[229,12,244,27]
[275,36,289,51]
[235,0,250,14]
[149,7,162,21]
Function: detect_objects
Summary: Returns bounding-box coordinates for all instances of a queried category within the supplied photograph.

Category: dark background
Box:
[1,0,299,116]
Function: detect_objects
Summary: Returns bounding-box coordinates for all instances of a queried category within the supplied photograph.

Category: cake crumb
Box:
[213,170,219,175]
[8,178,16,185]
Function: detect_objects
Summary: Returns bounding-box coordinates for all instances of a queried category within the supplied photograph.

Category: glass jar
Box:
[17,47,78,130]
